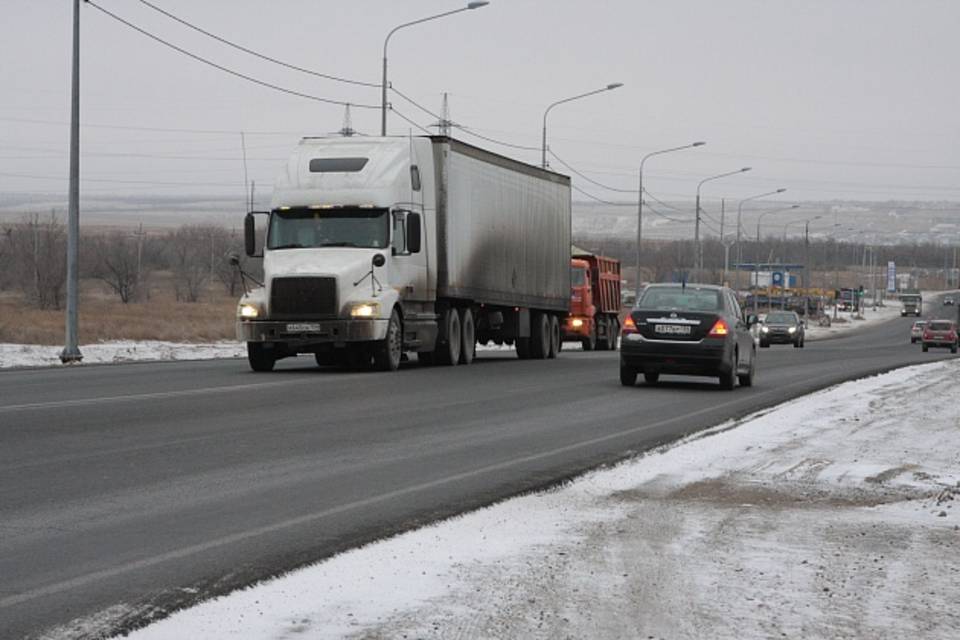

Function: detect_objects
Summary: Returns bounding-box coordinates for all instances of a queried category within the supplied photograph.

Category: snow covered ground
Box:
[114,359,959,640]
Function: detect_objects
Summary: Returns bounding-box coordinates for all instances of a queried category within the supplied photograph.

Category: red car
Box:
[921,320,958,353]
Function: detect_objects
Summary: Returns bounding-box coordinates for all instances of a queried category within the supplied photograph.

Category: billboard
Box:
[886,261,896,293]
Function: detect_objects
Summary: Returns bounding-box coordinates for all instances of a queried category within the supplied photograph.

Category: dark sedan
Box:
[619,283,757,390]
[759,311,805,348]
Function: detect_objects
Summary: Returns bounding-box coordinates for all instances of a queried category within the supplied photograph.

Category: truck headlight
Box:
[571,317,584,328]
[239,303,260,319]
[350,302,381,318]
[761,326,769,333]
[788,327,797,334]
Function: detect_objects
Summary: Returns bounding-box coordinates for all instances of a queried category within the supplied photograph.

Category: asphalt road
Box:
[0,305,953,639]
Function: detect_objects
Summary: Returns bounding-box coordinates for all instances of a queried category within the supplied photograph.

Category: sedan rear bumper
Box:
[620,333,732,376]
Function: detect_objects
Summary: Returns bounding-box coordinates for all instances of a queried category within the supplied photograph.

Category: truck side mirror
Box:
[244,213,257,257]
[406,212,421,254]
[244,211,270,257]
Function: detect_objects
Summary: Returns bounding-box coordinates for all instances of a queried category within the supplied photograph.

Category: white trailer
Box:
[237,136,571,371]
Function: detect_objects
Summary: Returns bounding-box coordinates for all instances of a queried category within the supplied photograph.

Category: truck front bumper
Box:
[238,318,388,344]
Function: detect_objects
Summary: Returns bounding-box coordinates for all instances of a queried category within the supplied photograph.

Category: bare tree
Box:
[167,225,212,302]
[90,231,146,303]
[6,213,67,309]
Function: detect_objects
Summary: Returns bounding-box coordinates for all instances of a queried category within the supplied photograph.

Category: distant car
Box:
[944,297,955,306]
[921,320,958,353]
[619,283,757,390]
[910,320,927,343]
[759,311,805,348]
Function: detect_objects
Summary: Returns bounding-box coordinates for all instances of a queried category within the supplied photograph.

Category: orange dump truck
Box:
[564,253,622,350]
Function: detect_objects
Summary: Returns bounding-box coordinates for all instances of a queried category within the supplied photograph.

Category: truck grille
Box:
[270,277,337,319]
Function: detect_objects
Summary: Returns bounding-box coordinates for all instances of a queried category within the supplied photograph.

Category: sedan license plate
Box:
[655,324,691,335]
[286,323,323,333]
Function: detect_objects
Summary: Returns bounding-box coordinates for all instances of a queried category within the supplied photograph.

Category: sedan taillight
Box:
[708,319,729,337]
[622,316,638,334]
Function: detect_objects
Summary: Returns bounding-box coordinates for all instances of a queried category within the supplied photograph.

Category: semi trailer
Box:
[237,135,571,371]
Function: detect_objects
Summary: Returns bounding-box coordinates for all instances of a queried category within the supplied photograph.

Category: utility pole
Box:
[61,0,82,363]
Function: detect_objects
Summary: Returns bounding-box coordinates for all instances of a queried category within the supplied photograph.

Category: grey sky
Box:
[2,0,959,207]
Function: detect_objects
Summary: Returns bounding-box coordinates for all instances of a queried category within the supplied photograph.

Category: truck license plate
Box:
[286,323,323,333]
[655,324,691,335]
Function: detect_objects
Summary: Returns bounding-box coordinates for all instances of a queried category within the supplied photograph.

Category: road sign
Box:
[772,271,783,286]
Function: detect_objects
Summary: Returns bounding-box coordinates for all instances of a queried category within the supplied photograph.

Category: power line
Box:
[86,1,379,109]
[453,125,540,151]
[390,85,443,121]
[389,107,432,135]
[135,0,379,88]
[549,150,637,193]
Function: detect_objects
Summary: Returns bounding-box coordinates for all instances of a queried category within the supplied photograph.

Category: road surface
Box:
[0,304,951,638]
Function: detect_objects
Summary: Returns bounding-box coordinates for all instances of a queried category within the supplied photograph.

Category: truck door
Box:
[388,206,428,303]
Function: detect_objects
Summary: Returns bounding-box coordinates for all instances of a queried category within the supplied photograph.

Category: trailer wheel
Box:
[548,315,560,358]
[372,309,403,371]
[531,311,550,359]
[459,308,476,365]
[438,308,461,366]
[247,342,275,372]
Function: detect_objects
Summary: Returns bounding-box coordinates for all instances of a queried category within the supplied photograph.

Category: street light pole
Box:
[734,188,785,293]
[61,0,82,363]
[635,141,705,298]
[695,167,751,277]
[381,2,489,136]
[541,83,623,168]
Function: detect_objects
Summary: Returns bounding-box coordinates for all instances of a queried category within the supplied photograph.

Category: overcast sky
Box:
[3,0,959,208]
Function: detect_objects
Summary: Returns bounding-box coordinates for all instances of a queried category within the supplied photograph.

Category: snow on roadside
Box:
[122,359,960,640]
[0,341,244,368]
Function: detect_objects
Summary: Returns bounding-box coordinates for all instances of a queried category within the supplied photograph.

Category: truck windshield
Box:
[267,207,389,250]
[571,267,587,287]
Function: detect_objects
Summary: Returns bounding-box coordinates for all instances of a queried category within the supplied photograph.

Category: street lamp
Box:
[541,83,623,168]
[695,167,751,276]
[381,2,489,136]
[734,188,786,291]
[635,141,705,298]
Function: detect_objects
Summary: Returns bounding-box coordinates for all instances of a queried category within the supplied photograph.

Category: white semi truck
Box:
[236,135,571,372]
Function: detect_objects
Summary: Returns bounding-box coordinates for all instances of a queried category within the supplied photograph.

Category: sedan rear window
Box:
[928,321,953,331]
[637,287,722,312]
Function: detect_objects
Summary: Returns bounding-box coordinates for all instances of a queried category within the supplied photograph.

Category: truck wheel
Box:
[595,318,608,351]
[531,311,550,359]
[372,309,403,371]
[459,308,476,365]
[247,342,275,372]
[609,319,619,351]
[438,308,461,366]
[582,325,596,352]
[548,315,560,359]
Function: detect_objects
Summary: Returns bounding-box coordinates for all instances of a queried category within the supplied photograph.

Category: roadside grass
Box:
[0,278,238,345]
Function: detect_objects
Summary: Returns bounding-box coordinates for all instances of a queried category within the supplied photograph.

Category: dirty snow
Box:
[122,359,960,640]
